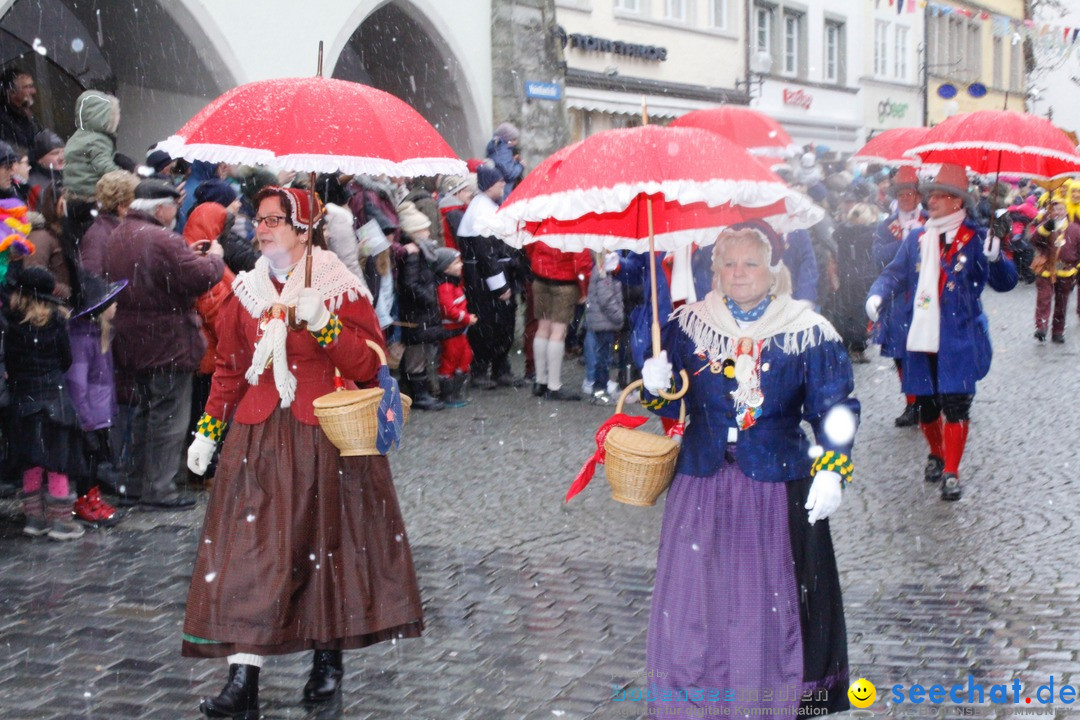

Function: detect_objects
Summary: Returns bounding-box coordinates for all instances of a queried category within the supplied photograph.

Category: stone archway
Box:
[0,0,238,158]
[332,0,478,158]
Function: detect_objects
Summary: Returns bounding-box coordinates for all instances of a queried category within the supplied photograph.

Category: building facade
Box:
[924,0,1027,125]
[747,0,865,154]
[0,0,493,162]
[862,0,925,140]
[555,0,750,141]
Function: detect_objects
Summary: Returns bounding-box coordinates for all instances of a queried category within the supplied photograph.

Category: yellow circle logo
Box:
[848,678,877,708]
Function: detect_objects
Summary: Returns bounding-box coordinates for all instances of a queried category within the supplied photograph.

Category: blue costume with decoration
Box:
[641,290,859,718]
[868,218,1017,395]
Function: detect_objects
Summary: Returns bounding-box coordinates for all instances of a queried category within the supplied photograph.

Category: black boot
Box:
[405,374,444,411]
[440,376,467,408]
[200,663,260,719]
[894,404,918,427]
[303,649,344,703]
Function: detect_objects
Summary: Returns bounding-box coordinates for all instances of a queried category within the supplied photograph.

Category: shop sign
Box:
[567,33,668,61]
[783,88,812,110]
[877,98,910,123]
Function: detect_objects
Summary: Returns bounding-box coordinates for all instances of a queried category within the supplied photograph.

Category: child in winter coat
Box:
[62,90,121,202]
[434,247,476,407]
[65,273,126,527]
[4,265,86,540]
[582,252,625,403]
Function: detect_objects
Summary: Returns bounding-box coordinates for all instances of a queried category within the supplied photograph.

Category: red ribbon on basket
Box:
[565,414,650,503]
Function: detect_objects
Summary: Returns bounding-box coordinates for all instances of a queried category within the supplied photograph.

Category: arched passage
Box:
[0,0,237,158]
[332,0,479,159]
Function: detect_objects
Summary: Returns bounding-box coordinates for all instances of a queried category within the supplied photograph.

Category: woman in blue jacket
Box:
[640,224,859,718]
[866,163,1017,501]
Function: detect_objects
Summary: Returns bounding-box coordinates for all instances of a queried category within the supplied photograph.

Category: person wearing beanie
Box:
[485,121,524,202]
[27,129,64,210]
[456,162,524,389]
[872,165,926,428]
[194,178,240,212]
[437,174,476,251]
[396,199,445,411]
[434,247,476,407]
[867,163,1018,502]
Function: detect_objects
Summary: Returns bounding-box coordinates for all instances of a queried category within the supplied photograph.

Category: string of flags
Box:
[873,1,1080,59]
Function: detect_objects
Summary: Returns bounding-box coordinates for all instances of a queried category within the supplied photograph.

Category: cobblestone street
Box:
[2,283,1078,719]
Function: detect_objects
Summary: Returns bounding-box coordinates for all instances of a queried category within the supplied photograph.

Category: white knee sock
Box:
[533,337,549,385]
[546,339,566,391]
[227,653,264,668]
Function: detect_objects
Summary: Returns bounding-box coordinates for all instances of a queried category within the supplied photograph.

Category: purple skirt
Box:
[646,455,849,717]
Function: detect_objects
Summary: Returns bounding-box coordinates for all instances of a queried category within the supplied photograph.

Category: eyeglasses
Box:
[254,214,287,228]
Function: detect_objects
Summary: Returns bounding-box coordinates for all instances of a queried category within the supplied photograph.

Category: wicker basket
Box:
[604,379,684,506]
[312,339,411,456]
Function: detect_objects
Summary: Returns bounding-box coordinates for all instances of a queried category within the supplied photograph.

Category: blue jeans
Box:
[584,330,616,392]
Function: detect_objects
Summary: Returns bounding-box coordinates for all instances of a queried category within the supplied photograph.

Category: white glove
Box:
[296,287,331,330]
[805,470,843,525]
[603,252,620,273]
[865,295,882,323]
[187,434,217,476]
[641,351,674,395]
[983,234,1001,262]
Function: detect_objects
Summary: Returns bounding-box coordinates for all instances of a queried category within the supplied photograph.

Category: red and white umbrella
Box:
[853,126,931,167]
[156,76,466,177]
[669,106,800,161]
[905,110,1080,180]
[490,125,822,253]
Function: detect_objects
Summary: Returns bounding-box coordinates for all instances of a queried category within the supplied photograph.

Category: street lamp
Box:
[736,50,773,99]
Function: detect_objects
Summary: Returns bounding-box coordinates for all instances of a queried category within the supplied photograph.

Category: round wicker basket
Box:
[312,339,411,456]
[604,379,684,506]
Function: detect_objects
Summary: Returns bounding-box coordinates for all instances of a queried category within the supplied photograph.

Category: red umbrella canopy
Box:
[906,110,1080,180]
[853,126,931,166]
[669,106,799,161]
[156,76,466,177]
[490,125,822,252]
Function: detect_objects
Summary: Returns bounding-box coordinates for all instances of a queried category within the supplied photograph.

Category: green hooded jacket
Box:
[63,90,121,199]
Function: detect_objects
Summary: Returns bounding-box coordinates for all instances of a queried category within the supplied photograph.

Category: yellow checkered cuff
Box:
[641,380,678,410]
[811,451,853,483]
[311,314,342,347]
[195,413,226,443]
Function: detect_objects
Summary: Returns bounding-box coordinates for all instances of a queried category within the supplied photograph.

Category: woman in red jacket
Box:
[183,187,423,719]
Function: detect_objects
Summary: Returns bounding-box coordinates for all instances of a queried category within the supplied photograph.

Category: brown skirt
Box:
[182,408,423,658]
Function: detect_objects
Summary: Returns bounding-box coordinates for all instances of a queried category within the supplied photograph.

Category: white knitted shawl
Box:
[673,292,839,363]
[232,247,372,408]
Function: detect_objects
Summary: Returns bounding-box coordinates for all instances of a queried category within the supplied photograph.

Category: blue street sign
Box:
[525,81,562,101]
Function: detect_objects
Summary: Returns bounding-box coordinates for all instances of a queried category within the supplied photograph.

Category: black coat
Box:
[396,244,458,345]
[3,307,79,426]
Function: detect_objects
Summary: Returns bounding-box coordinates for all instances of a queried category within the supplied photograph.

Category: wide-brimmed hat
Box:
[890,165,920,195]
[72,272,127,319]
[439,175,470,197]
[920,163,972,202]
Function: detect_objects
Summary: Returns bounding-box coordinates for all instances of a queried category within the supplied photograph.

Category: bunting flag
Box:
[897,0,904,13]
[918,1,1080,61]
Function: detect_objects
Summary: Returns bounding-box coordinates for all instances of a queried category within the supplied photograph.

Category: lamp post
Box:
[736,50,773,102]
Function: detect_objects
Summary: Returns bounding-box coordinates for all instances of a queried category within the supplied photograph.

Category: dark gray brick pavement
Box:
[1,285,1078,719]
